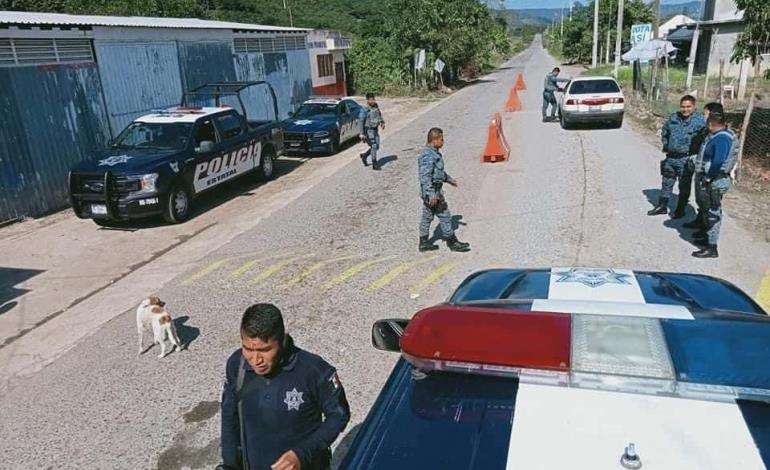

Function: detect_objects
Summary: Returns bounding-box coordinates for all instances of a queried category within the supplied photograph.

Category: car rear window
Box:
[569,80,620,94]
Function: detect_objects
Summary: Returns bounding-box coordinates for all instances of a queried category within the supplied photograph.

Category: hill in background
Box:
[502,1,701,27]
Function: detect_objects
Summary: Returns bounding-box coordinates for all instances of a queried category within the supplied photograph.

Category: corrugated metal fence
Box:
[1,33,312,222]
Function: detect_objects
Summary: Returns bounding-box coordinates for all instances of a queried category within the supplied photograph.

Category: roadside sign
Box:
[631,24,652,45]
[434,59,445,73]
[415,49,426,69]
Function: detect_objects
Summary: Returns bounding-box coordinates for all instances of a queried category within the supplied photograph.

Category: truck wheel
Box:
[163,185,191,224]
[259,147,275,181]
[328,132,340,156]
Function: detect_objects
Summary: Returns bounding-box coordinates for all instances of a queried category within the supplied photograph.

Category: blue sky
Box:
[500,0,692,9]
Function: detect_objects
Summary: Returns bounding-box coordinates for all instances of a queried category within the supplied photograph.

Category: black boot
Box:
[446,235,470,252]
[692,244,718,258]
[647,197,669,216]
[372,160,380,171]
[419,236,439,252]
[672,201,687,219]
[359,153,368,166]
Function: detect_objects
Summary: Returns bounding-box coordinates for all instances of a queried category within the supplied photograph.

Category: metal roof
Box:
[0,11,309,33]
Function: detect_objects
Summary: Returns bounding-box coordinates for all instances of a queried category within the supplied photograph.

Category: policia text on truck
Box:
[68,82,283,225]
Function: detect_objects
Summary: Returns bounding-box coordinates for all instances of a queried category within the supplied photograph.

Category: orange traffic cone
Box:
[515,72,527,91]
[505,87,522,112]
[481,112,510,163]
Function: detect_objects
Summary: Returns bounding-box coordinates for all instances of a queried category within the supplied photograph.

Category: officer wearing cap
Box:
[648,95,706,218]
[220,304,350,470]
[691,112,737,258]
[358,93,385,170]
[682,102,724,230]
[418,127,470,253]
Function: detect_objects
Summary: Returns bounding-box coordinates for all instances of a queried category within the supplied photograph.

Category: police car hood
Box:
[344,359,770,470]
[342,269,770,469]
[71,147,183,175]
[282,116,337,133]
[448,267,766,317]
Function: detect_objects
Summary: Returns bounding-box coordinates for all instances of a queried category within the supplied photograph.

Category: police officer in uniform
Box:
[418,128,470,252]
[682,102,724,230]
[220,304,350,470]
[358,93,385,170]
[691,112,737,258]
[648,95,706,217]
[542,67,569,122]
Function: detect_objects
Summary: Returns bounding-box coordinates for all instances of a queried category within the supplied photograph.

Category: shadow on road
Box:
[175,315,200,349]
[377,155,398,168]
[643,189,703,247]
[0,266,44,313]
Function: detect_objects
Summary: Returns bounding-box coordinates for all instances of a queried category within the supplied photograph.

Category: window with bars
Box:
[317,53,334,78]
[0,38,94,67]
[233,36,307,54]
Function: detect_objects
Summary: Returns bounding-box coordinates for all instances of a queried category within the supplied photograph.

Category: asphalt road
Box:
[1,37,769,470]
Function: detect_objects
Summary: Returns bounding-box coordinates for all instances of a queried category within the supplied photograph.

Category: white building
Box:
[306,30,352,96]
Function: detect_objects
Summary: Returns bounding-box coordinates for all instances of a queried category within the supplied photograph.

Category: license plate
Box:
[589,105,601,112]
[91,204,107,215]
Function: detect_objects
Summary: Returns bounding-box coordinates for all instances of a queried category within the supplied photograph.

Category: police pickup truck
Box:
[68,81,282,225]
[343,267,770,470]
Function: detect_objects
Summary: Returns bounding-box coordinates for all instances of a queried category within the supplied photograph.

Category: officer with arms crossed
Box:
[418,128,470,253]
[691,112,737,259]
[648,95,706,218]
[219,304,350,470]
[682,102,724,230]
[542,67,569,122]
[358,93,385,170]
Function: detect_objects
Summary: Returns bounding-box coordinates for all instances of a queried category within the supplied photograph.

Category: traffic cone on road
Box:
[505,87,522,112]
[481,112,510,163]
[515,72,527,91]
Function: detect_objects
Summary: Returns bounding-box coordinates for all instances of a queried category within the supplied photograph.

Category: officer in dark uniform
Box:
[648,95,705,217]
[358,93,385,170]
[220,304,350,470]
[418,128,470,252]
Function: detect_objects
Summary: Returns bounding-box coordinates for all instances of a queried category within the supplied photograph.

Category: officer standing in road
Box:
[682,102,724,230]
[648,95,706,218]
[358,93,385,171]
[418,128,470,253]
[691,112,737,259]
[220,303,350,470]
[542,67,569,122]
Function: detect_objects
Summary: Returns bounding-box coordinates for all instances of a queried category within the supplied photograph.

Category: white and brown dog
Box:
[136,296,183,358]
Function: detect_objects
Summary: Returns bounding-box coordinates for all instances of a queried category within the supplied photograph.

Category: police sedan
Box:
[341,267,770,469]
[282,98,363,155]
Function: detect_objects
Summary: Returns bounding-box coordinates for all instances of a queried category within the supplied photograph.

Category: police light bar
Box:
[399,305,770,403]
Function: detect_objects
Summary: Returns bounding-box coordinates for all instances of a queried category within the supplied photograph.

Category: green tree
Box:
[732,0,770,76]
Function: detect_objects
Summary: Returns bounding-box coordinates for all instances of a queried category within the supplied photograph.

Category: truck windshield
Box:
[112,122,193,151]
[293,103,337,119]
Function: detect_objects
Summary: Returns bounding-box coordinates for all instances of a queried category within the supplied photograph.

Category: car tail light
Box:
[566,99,577,105]
[611,98,625,104]
[397,305,770,403]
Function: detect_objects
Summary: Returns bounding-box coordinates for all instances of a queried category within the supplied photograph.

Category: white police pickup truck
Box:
[68,81,283,225]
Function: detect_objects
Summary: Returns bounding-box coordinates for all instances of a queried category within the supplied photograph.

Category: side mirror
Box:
[196,140,215,154]
[371,319,409,352]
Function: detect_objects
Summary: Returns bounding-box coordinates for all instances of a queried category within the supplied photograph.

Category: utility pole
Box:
[560,8,564,37]
[613,0,625,78]
[592,0,600,67]
[653,0,661,38]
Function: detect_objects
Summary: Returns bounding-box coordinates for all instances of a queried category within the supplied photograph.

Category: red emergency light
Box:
[400,305,571,372]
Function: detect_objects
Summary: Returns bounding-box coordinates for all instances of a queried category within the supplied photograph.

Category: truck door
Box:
[207,112,260,189]
[189,117,222,195]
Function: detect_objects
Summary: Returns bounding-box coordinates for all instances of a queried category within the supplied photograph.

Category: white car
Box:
[559,76,625,129]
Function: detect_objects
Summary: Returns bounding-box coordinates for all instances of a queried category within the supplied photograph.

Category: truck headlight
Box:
[138,173,158,193]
